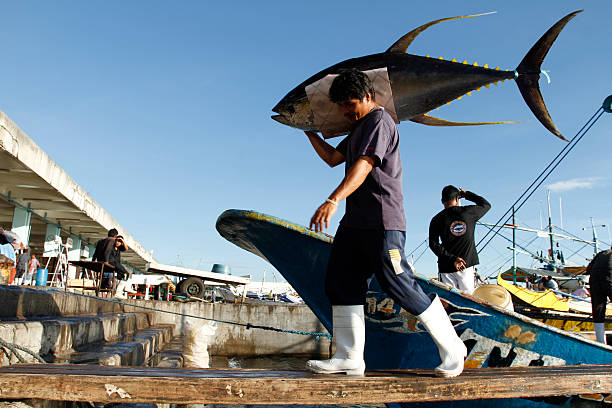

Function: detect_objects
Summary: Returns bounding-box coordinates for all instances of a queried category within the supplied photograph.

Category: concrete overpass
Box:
[0,109,155,273]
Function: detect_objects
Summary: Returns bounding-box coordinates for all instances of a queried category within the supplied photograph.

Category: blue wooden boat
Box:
[216,209,612,407]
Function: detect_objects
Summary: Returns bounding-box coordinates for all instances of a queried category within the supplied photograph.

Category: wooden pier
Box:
[0,364,611,404]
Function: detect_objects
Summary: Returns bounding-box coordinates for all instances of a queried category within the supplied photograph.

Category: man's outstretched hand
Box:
[310,201,338,232]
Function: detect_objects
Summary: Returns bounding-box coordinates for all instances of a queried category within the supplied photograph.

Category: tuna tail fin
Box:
[515,10,583,141]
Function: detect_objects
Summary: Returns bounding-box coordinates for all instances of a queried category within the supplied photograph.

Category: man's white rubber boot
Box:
[114,281,128,299]
[418,295,467,378]
[595,322,607,344]
[124,284,136,294]
[306,305,365,376]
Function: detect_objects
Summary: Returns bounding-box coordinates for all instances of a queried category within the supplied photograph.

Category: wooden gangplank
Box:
[0,364,611,405]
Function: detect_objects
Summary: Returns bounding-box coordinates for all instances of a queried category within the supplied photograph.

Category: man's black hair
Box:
[329,69,375,103]
[441,185,461,203]
[108,228,119,237]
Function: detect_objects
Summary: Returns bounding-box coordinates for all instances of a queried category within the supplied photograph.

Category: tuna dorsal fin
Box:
[386,12,497,54]
[410,114,519,127]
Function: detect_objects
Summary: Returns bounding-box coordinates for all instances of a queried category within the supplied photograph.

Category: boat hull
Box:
[216,209,612,406]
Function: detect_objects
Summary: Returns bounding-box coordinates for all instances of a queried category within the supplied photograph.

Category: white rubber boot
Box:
[418,295,467,378]
[306,305,365,376]
[15,278,22,285]
[595,322,607,344]
[114,281,128,299]
[124,283,136,294]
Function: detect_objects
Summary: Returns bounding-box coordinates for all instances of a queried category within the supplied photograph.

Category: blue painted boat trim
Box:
[216,209,612,407]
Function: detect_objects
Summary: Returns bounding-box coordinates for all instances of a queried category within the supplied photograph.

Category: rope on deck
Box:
[0,339,46,364]
[245,323,331,338]
[48,288,331,340]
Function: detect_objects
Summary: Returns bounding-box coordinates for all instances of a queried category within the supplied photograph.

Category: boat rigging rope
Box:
[413,243,431,265]
[476,103,607,255]
[47,288,331,340]
[407,238,427,258]
[479,223,538,257]
[556,224,611,249]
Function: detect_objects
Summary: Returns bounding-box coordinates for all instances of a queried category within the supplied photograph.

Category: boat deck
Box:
[0,364,611,404]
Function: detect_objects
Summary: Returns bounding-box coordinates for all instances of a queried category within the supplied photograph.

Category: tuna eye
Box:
[287,105,295,114]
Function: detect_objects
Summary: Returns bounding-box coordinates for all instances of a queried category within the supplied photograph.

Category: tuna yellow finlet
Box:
[473,62,479,67]
[484,64,489,69]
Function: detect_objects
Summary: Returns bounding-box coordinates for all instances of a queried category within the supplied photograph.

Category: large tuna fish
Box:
[272,10,582,141]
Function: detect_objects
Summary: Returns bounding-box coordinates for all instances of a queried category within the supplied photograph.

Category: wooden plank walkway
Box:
[0,364,611,404]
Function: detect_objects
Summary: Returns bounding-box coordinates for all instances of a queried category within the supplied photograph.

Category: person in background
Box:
[0,229,21,285]
[25,254,40,285]
[586,248,612,344]
[571,284,590,298]
[429,186,490,294]
[474,267,486,287]
[542,275,559,291]
[0,228,20,264]
[92,228,118,289]
[15,247,29,285]
[110,235,133,297]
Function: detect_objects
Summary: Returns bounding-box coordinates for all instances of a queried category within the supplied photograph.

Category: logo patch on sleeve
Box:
[388,249,403,275]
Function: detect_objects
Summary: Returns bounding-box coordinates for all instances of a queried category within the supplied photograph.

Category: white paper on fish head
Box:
[305,67,399,139]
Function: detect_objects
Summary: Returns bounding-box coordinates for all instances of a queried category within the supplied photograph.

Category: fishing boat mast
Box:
[583,217,608,257]
[512,206,517,284]
[547,191,556,268]
[591,217,600,255]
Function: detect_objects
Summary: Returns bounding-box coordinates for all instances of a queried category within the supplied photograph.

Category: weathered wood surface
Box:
[0,364,611,404]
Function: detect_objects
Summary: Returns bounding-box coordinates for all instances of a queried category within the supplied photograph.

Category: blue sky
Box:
[1,1,611,282]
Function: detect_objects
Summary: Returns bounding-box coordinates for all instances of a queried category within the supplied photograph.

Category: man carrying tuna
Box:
[305,68,466,377]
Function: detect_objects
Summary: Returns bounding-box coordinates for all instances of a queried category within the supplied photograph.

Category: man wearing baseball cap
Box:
[429,186,490,294]
[0,228,22,285]
[0,228,21,264]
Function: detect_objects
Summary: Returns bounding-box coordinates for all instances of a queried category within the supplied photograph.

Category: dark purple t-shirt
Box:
[336,108,406,231]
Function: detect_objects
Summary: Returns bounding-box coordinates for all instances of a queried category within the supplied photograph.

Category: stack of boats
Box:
[495,268,612,334]
[472,206,612,335]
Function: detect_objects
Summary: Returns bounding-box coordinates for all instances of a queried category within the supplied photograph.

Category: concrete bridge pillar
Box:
[11,207,31,248]
[82,244,95,261]
[67,235,82,279]
[43,224,61,258]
